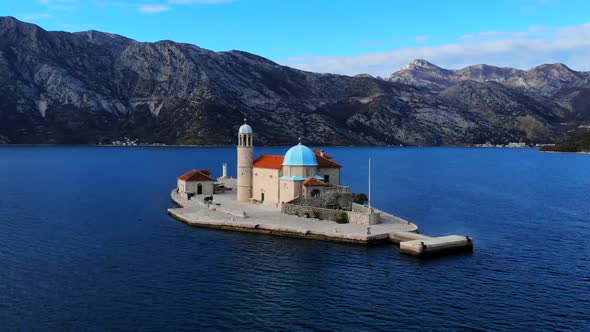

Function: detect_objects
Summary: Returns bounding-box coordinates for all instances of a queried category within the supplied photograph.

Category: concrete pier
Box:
[400,235,474,257]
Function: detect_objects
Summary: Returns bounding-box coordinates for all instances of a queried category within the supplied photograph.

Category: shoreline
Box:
[539,150,590,155]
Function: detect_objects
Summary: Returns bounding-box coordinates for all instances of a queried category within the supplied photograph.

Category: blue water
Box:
[0,146,589,331]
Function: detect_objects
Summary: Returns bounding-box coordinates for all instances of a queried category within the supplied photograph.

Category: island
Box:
[167,121,474,257]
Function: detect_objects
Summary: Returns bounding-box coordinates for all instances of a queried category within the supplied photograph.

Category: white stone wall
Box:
[279,179,303,203]
[252,167,280,204]
[178,179,214,195]
[283,165,317,178]
[178,179,187,193]
[318,167,340,185]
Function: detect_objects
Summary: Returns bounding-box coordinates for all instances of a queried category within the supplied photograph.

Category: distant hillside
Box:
[1,17,589,145]
[540,132,590,153]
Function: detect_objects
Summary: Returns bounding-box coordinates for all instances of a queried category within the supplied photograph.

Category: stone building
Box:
[236,121,342,205]
[177,169,215,198]
[177,121,379,225]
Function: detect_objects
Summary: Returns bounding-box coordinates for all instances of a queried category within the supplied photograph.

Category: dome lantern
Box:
[238,118,253,135]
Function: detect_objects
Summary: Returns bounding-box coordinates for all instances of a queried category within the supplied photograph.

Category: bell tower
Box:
[237,119,254,202]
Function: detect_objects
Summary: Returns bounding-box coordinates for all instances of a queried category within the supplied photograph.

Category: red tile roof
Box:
[178,169,215,182]
[197,169,211,176]
[303,177,328,186]
[313,149,341,168]
[313,148,333,159]
[253,155,284,169]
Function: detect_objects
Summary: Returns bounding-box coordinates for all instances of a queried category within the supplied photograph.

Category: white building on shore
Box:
[177,169,215,198]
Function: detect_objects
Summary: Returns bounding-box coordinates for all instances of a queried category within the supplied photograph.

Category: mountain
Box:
[389,59,590,96]
[0,17,587,146]
[389,59,590,142]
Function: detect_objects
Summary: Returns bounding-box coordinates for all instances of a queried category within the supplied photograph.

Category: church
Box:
[237,121,342,205]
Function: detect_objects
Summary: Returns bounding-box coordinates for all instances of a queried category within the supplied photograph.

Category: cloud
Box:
[139,4,171,13]
[359,40,381,47]
[21,13,52,20]
[168,0,234,3]
[279,23,590,77]
[461,30,508,40]
[415,35,429,43]
[39,0,77,11]
[93,1,131,7]
[59,23,96,30]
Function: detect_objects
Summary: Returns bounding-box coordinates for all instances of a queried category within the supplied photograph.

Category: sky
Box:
[3,0,590,77]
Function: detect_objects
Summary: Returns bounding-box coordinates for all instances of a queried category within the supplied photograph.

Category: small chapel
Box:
[236,121,343,205]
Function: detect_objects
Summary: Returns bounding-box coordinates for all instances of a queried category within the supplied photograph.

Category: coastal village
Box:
[168,121,473,257]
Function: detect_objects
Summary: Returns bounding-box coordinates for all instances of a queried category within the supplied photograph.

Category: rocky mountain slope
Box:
[541,132,590,153]
[0,17,588,145]
[389,59,590,96]
[390,59,590,140]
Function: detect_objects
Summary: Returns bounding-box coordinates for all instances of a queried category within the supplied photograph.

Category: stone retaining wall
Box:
[346,211,380,225]
[281,203,348,223]
[352,202,370,213]
[282,200,380,225]
[292,192,353,210]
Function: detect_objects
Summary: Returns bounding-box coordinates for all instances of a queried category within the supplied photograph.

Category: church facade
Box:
[236,121,342,205]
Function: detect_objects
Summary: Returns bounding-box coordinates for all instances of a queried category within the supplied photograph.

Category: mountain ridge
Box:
[0,17,587,146]
[389,59,590,95]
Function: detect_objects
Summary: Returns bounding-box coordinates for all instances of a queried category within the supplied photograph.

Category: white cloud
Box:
[359,40,381,47]
[21,13,52,20]
[279,23,590,77]
[39,0,77,11]
[415,35,429,43]
[93,1,131,7]
[59,23,96,30]
[139,4,171,13]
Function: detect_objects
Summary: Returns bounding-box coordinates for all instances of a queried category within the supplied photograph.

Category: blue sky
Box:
[3,0,590,76]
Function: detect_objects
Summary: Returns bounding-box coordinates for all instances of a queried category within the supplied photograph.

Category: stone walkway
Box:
[168,190,418,244]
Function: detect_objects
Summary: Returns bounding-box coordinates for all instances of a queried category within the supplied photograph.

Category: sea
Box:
[0,146,589,331]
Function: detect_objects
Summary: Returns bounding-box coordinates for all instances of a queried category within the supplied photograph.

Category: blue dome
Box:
[283,143,318,166]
